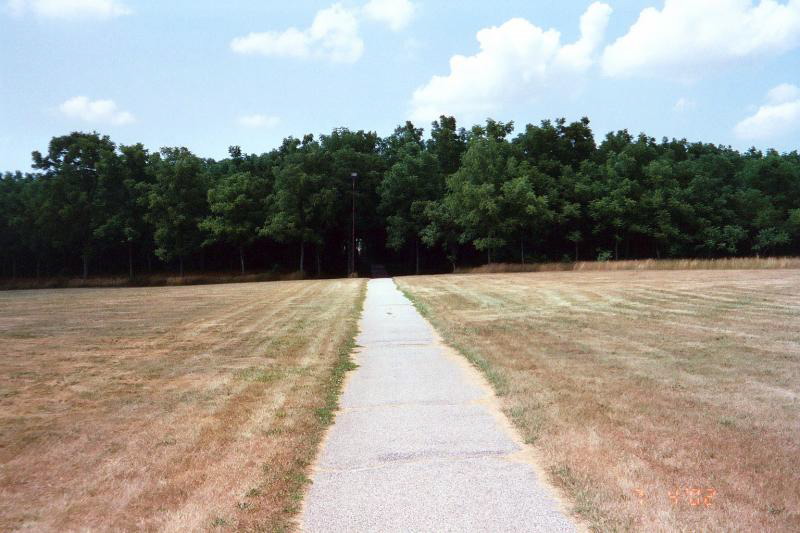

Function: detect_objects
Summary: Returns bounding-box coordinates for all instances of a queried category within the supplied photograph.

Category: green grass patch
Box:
[315,283,366,426]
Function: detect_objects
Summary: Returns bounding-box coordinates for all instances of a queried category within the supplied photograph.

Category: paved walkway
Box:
[300,278,577,532]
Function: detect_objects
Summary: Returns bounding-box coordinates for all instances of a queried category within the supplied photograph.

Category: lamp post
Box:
[350,172,357,276]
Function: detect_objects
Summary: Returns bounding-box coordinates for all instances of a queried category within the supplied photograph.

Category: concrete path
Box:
[300,278,577,532]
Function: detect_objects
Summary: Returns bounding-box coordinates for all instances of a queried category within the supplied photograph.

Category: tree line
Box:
[1,116,799,279]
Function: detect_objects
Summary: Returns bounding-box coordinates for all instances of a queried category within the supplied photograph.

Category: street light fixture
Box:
[350,172,357,276]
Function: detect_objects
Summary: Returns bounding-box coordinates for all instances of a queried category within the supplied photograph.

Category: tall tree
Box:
[444,123,514,263]
[0,173,24,277]
[201,171,268,274]
[31,132,120,278]
[378,142,441,274]
[587,155,640,260]
[427,115,467,176]
[119,144,154,278]
[144,147,208,276]
[262,157,335,275]
[501,160,552,262]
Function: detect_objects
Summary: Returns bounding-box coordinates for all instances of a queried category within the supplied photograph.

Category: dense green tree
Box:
[587,153,642,259]
[637,158,690,258]
[427,115,467,176]
[3,117,800,282]
[501,160,551,262]
[201,171,268,274]
[31,132,120,278]
[262,156,336,275]
[144,147,208,276]
[319,128,384,272]
[378,142,441,273]
[420,194,462,272]
[118,144,154,277]
[0,173,24,277]
[445,126,514,262]
[85,143,152,279]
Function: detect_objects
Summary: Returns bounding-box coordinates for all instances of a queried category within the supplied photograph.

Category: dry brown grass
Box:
[458,256,800,274]
[397,269,800,532]
[0,278,365,532]
[0,271,306,291]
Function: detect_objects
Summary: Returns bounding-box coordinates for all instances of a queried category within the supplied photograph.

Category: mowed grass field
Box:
[397,269,800,532]
[0,279,365,531]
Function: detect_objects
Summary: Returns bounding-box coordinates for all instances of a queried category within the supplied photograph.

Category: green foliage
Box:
[378,141,441,272]
[200,171,268,273]
[262,141,337,273]
[2,116,800,279]
[30,132,122,277]
[144,147,208,273]
[203,173,266,245]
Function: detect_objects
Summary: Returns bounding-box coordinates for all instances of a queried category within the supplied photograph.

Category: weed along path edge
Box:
[299,278,577,532]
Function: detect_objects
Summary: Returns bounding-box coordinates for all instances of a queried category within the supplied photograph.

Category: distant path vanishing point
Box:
[300,278,577,532]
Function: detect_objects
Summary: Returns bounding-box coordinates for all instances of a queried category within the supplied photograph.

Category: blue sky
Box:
[2,0,800,172]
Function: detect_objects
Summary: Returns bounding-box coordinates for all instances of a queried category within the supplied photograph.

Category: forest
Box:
[1,116,799,279]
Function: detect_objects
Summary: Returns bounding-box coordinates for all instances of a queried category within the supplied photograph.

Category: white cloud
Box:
[58,96,135,125]
[237,114,280,128]
[602,0,800,79]
[734,83,800,139]
[7,0,131,19]
[230,3,363,63]
[362,0,415,31]
[409,2,612,123]
[766,82,800,104]
[673,97,696,112]
[555,2,614,71]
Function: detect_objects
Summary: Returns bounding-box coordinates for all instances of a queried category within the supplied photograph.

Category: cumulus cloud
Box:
[734,83,800,139]
[409,2,612,123]
[7,0,131,19]
[555,2,614,71]
[237,114,280,128]
[58,96,135,125]
[766,82,800,104]
[230,3,363,63]
[602,0,800,79]
[362,0,415,31]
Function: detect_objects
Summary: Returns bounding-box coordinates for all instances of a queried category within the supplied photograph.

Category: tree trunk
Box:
[11,257,16,280]
[147,254,152,273]
[36,257,41,279]
[575,241,579,262]
[179,257,184,277]
[316,245,322,277]
[614,237,619,260]
[299,240,305,275]
[415,238,420,275]
[82,254,89,280]
[239,245,245,275]
[128,242,134,280]
[521,239,525,264]
[487,248,491,264]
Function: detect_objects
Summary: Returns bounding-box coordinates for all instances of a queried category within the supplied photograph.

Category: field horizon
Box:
[2,255,799,292]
